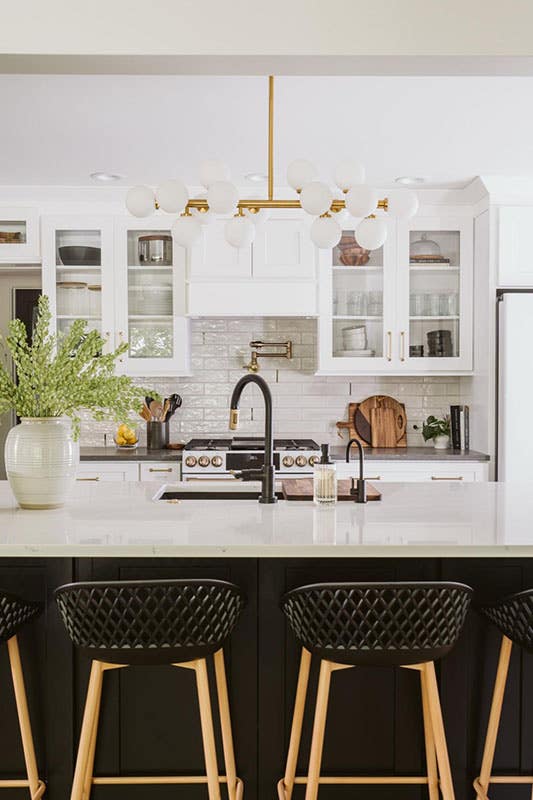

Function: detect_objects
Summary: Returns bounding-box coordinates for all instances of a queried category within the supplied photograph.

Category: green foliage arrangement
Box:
[421,414,451,441]
[0,295,146,439]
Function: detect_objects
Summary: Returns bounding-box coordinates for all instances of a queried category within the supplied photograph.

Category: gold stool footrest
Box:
[92,775,244,787]
[0,779,46,799]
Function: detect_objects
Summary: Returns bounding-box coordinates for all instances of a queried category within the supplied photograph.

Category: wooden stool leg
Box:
[420,664,439,800]
[7,636,42,800]
[195,658,222,800]
[71,662,104,800]
[475,635,513,800]
[81,664,104,800]
[305,659,333,800]
[278,648,312,800]
[424,661,455,800]
[213,649,239,800]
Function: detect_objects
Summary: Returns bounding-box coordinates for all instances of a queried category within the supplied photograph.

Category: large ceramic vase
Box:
[4,418,79,509]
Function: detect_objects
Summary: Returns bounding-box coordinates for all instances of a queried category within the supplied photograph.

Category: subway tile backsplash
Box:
[79,318,471,448]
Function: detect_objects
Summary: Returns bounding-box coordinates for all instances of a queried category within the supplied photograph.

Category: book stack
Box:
[450,405,470,451]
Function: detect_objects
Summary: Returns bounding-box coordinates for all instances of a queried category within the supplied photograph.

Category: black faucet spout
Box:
[345,438,367,503]
[229,375,277,504]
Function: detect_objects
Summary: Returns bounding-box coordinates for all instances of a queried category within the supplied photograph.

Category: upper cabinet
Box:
[0,208,40,263]
[498,206,533,286]
[318,214,473,374]
[187,213,317,316]
[42,215,190,377]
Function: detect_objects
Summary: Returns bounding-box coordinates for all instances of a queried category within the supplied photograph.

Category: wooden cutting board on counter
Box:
[337,395,407,448]
[282,479,381,501]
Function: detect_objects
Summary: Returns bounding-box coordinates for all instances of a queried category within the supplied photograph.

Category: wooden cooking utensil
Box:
[370,407,398,448]
[139,403,151,422]
[281,478,381,501]
[149,400,164,421]
[161,399,170,421]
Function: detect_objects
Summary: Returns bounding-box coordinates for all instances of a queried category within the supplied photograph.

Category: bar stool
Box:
[278,581,472,800]
[55,579,245,800]
[474,589,533,800]
[0,590,45,799]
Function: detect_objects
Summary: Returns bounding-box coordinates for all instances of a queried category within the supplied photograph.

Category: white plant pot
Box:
[433,435,450,450]
[4,418,79,509]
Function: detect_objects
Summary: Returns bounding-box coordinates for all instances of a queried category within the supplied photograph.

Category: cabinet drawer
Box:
[139,462,180,482]
[76,462,139,482]
[336,460,487,482]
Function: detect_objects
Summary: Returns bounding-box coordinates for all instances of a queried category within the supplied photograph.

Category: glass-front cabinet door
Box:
[114,219,190,376]
[317,218,397,372]
[42,216,115,353]
[398,217,473,371]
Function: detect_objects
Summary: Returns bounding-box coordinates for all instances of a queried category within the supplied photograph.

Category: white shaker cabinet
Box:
[0,208,40,264]
[187,213,317,316]
[498,206,533,286]
[335,461,488,482]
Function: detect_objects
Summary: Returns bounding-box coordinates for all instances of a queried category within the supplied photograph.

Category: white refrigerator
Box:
[498,290,533,480]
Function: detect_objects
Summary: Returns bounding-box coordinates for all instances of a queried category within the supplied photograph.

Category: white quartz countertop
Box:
[0,480,532,557]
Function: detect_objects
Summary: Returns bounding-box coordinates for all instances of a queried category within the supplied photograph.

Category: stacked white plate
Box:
[342,325,367,350]
[129,287,172,316]
[334,349,375,358]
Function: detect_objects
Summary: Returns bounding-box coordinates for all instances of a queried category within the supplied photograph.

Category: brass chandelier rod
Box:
[184,76,388,215]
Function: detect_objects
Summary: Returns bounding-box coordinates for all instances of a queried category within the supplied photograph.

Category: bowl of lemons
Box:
[114,424,138,449]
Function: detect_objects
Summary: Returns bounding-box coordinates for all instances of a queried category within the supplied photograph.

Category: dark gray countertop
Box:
[80,446,182,462]
[330,446,490,462]
[80,445,489,463]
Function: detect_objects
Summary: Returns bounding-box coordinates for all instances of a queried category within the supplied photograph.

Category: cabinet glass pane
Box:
[54,230,103,338]
[409,230,460,359]
[332,231,384,359]
[127,230,173,359]
[0,220,26,245]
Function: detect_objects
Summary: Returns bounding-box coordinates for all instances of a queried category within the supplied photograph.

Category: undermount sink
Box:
[154,483,284,501]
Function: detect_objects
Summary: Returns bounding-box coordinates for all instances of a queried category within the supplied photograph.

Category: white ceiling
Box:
[1,74,533,189]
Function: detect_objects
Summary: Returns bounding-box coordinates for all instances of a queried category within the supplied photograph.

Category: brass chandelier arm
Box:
[185,198,388,213]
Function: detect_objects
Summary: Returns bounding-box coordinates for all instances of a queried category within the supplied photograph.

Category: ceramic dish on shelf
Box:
[334,349,375,357]
[58,245,101,266]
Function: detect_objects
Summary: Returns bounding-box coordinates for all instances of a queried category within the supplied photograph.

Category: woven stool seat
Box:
[55,579,245,665]
[480,589,533,653]
[0,591,41,644]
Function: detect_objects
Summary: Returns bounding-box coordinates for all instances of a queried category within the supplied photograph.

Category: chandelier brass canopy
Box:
[125,76,419,250]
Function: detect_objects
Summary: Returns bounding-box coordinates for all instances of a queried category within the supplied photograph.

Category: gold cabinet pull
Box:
[400,331,406,362]
[431,476,464,481]
[386,331,392,362]
[76,476,100,481]
[148,467,173,473]
[365,476,382,480]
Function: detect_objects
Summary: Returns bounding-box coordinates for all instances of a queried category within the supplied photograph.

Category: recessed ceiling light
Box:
[394,176,425,186]
[245,173,268,184]
[90,172,122,183]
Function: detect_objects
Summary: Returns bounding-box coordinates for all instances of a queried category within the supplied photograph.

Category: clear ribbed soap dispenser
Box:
[313,443,337,505]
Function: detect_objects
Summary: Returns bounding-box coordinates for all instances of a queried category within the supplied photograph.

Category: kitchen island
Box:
[0,479,531,800]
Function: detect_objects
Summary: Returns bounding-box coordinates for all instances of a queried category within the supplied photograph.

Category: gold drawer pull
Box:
[365,476,382,481]
[77,477,100,482]
[431,476,464,481]
[148,467,173,473]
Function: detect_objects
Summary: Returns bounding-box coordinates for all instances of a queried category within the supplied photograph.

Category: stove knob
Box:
[185,456,197,468]
[198,456,210,468]
[309,455,320,466]
[282,455,295,468]
[211,456,223,468]
[295,455,308,467]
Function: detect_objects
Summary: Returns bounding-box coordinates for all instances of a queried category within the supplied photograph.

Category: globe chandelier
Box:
[125,76,419,251]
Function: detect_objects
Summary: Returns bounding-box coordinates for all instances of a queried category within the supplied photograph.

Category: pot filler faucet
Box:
[229,374,277,504]
[345,438,367,503]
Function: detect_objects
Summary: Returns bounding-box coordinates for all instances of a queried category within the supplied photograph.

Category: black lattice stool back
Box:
[55,579,246,800]
[474,589,533,800]
[278,581,472,800]
[0,591,45,799]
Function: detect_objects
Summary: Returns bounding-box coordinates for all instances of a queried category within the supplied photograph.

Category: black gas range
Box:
[182,437,320,477]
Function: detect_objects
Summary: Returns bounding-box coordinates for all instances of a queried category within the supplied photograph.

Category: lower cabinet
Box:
[336,460,488,482]
[76,461,180,482]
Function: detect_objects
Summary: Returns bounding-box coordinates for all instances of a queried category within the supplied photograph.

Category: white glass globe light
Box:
[300,182,333,216]
[386,189,419,219]
[355,217,388,250]
[334,161,365,192]
[287,159,318,192]
[332,207,351,226]
[345,185,378,218]
[243,207,271,226]
[207,181,239,214]
[191,206,213,226]
[310,216,342,249]
[225,216,256,248]
[155,179,189,213]
[199,160,231,189]
[126,185,155,217]
[172,216,202,247]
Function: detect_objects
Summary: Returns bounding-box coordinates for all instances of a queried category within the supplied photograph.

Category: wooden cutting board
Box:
[355,395,407,447]
[282,478,381,501]
[370,407,398,448]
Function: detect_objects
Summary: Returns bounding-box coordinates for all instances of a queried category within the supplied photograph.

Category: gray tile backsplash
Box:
[79,318,469,448]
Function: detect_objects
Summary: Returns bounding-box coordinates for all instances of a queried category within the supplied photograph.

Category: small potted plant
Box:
[421,414,451,450]
[0,295,147,509]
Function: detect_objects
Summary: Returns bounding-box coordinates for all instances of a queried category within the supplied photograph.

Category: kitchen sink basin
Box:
[154,483,284,501]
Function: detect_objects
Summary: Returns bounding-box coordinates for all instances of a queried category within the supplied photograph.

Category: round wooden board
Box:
[354,395,407,445]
